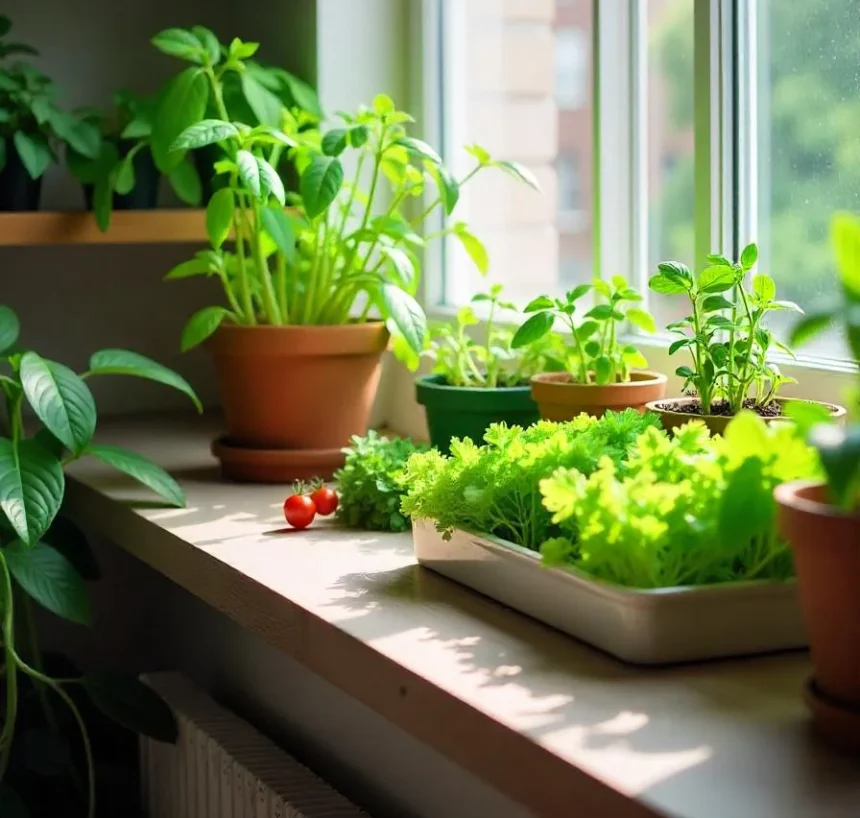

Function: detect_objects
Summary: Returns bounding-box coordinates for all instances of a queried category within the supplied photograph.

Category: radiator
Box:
[141,672,368,818]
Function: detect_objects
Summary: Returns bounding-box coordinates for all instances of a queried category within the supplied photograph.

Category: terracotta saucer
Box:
[211,437,346,483]
[804,677,860,754]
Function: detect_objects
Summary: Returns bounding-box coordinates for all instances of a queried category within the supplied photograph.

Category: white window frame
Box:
[413,0,858,409]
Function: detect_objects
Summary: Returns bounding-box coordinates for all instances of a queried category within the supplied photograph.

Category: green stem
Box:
[0,552,17,780]
[566,317,590,384]
[733,287,759,412]
[412,164,483,227]
[251,203,282,325]
[275,254,288,323]
[485,298,497,388]
[232,191,256,324]
[689,293,710,411]
[303,221,324,324]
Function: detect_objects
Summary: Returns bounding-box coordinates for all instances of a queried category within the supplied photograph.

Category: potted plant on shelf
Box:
[416,284,556,452]
[775,211,860,752]
[0,303,199,814]
[165,86,538,481]
[646,243,846,434]
[0,15,101,211]
[149,26,320,201]
[67,90,202,231]
[511,276,666,419]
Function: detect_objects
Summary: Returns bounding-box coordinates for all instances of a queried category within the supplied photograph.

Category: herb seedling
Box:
[649,243,802,415]
[425,284,554,388]
[511,277,655,384]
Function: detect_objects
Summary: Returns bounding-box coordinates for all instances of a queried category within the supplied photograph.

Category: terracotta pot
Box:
[530,370,667,421]
[208,323,389,481]
[776,480,860,750]
[646,397,847,436]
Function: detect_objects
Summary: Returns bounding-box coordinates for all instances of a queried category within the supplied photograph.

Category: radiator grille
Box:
[141,672,368,818]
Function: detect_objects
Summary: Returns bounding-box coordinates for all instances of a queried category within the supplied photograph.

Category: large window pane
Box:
[756,0,860,360]
[440,0,593,306]
[646,0,695,329]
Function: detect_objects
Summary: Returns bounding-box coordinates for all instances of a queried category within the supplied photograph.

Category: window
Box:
[433,0,859,370]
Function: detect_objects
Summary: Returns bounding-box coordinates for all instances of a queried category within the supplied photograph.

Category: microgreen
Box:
[511,277,655,384]
[539,412,822,588]
[334,431,428,532]
[401,410,660,548]
[650,243,802,414]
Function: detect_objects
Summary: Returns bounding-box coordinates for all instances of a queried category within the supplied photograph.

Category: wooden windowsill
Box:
[64,414,860,818]
[0,210,206,246]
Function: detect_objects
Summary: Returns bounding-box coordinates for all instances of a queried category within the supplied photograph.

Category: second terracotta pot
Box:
[208,322,389,481]
[646,397,847,436]
[775,480,860,750]
[530,370,667,421]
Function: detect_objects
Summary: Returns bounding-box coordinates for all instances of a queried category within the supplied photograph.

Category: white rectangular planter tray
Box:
[413,520,806,664]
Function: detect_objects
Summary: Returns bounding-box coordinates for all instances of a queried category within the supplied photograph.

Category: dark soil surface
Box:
[656,398,784,418]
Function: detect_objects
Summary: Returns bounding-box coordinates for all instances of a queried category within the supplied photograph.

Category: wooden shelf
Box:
[0,210,207,246]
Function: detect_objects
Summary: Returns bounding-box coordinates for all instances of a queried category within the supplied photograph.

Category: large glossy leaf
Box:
[5,540,91,626]
[43,514,100,581]
[19,352,96,454]
[151,28,205,62]
[511,312,554,349]
[205,188,234,248]
[380,285,426,355]
[13,131,53,179]
[0,304,19,354]
[396,136,442,165]
[428,163,459,215]
[167,158,202,206]
[626,307,657,334]
[454,228,489,274]
[257,158,285,206]
[171,119,238,151]
[151,67,209,172]
[236,149,261,198]
[87,349,201,411]
[300,155,343,219]
[494,159,541,191]
[240,72,283,128]
[83,671,178,743]
[0,438,64,545]
[86,444,185,508]
[260,207,297,263]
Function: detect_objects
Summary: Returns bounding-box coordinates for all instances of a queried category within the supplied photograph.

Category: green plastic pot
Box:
[415,374,540,453]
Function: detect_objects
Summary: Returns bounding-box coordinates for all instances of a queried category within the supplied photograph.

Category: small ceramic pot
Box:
[415,374,539,454]
[530,370,667,421]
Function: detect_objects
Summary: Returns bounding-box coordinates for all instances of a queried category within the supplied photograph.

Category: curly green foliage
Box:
[334,431,428,532]
[540,412,822,588]
[401,409,661,549]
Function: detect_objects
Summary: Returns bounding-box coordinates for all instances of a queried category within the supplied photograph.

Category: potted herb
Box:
[67,90,202,231]
[416,285,555,453]
[775,212,860,751]
[149,26,320,201]
[0,15,101,210]
[511,276,666,420]
[165,85,536,480]
[404,411,821,663]
[0,303,199,814]
[646,243,846,434]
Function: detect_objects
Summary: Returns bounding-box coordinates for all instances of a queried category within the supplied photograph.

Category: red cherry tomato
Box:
[310,486,339,516]
[284,494,316,529]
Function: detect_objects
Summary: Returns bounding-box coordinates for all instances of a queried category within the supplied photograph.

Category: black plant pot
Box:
[0,138,43,212]
[82,138,160,211]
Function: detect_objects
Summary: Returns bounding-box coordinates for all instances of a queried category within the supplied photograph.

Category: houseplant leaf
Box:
[454,227,489,274]
[260,207,297,263]
[85,444,185,508]
[170,119,238,151]
[82,671,178,743]
[300,155,343,219]
[5,540,91,626]
[87,349,201,411]
[205,188,234,248]
[240,72,283,128]
[380,284,426,354]
[167,158,202,206]
[13,131,53,179]
[0,438,64,545]
[151,67,209,172]
[493,159,540,191]
[257,158,285,205]
[0,304,20,354]
[19,352,97,454]
[396,136,442,165]
[151,28,205,62]
[236,149,261,198]
[180,306,230,351]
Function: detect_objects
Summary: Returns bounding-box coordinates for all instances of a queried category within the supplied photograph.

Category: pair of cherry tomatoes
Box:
[283,481,339,529]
